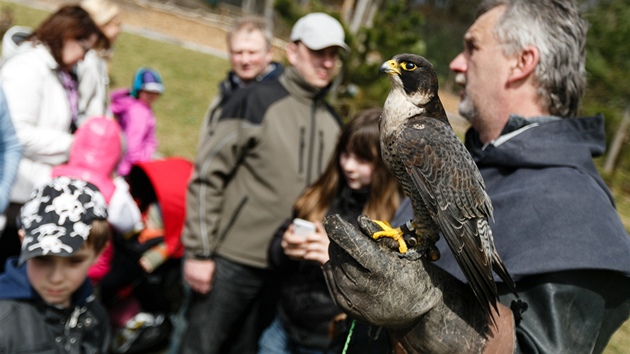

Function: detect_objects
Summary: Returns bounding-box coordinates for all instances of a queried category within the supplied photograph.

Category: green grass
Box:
[109,32,229,159]
[0,0,230,160]
[3,1,630,352]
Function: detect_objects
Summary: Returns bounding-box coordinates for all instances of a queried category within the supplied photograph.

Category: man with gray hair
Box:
[322,0,630,353]
[199,16,283,138]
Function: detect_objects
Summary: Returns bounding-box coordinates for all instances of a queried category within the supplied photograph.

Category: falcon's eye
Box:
[401,62,417,71]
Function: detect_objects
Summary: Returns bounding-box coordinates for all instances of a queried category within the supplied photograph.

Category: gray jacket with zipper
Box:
[183,66,342,268]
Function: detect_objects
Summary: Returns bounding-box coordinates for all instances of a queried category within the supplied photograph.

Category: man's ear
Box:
[286,42,298,66]
[508,45,539,83]
[18,229,25,243]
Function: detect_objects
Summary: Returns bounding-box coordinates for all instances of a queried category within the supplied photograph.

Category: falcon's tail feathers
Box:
[492,254,519,298]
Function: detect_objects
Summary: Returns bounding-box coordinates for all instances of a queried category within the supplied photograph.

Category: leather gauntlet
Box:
[323,215,513,354]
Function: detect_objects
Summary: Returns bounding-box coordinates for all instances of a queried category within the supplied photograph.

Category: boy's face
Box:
[26,245,99,308]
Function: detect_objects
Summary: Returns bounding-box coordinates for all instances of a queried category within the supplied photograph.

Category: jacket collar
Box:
[465,114,606,171]
[279,66,329,105]
[0,257,94,307]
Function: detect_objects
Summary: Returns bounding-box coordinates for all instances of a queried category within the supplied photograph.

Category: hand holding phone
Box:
[293,218,316,237]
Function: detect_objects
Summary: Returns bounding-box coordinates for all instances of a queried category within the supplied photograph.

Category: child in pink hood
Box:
[52,116,142,284]
[110,67,164,176]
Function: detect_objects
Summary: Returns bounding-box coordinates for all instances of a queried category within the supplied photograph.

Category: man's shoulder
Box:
[219,79,288,124]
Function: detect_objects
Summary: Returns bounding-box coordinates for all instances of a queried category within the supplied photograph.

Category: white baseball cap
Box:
[290,13,349,52]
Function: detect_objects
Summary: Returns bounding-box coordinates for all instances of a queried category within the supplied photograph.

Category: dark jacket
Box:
[0,258,110,353]
[198,62,284,140]
[268,184,369,349]
[183,66,342,268]
[436,115,630,281]
[436,115,630,353]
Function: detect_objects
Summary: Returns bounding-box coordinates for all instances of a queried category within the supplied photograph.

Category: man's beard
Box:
[454,73,478,123]
[458,93,479,123]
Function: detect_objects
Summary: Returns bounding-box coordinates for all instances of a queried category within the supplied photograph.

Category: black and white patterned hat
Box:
[18,177,108,265]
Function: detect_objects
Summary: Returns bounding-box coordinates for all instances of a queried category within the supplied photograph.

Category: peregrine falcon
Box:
[375,53,518,319]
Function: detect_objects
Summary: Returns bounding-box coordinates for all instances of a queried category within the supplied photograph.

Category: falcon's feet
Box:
[371,220,408,253]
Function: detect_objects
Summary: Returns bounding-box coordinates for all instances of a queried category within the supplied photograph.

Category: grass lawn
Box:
[0,0,230,160]
[2,1,630,352]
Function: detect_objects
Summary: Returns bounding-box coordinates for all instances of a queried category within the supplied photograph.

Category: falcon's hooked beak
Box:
[380,60,400,75]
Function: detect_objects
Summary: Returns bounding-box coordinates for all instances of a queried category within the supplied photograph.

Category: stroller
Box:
[98,157,193,354]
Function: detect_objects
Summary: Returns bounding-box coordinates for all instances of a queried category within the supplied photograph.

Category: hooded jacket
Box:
[52,117,142,284]
[0,40,74,204]
[183,66,342,268]
[129,157,193,259]
[435,115,630,281]
[0,258,110,353]
[110,88,158,176]
[53,117,122,202]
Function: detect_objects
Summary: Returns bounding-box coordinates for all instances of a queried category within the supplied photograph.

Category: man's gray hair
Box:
[478,0,587,117]
[227,16,272,50]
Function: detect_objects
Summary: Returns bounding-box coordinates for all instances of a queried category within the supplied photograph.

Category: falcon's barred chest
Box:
[377,53,518,322]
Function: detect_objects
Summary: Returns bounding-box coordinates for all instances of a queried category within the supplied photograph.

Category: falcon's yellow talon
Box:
[371,219,408,253]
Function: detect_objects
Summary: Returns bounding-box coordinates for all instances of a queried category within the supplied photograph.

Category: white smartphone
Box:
[293,218,316,237]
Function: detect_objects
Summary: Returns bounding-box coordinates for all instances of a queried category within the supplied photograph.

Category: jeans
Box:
[258,316,325,354]
[179,256,276,354]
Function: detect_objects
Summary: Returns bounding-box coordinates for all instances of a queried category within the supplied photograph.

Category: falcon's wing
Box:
[396,115,499,315]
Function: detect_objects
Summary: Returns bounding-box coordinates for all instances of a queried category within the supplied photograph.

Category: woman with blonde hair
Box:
[259,107,403,354]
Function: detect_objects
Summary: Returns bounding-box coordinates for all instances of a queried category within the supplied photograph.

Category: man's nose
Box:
[449,52,466,73]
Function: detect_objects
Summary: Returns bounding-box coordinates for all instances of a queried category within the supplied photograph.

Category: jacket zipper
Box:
[306,102,317,185]
[318,130,324,176]
[299,127,305,174]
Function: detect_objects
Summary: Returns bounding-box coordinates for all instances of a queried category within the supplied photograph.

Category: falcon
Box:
[374,53,518,320]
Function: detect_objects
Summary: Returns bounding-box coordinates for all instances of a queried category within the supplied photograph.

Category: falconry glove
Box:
[323,215,515,354]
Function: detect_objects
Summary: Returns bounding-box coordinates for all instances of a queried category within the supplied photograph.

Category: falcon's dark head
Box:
[380,54,439,107]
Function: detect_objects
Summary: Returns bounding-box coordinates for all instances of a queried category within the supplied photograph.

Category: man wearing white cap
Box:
[179,12,348,354]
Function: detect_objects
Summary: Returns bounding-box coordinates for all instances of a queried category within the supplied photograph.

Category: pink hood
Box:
[52,117,122,202]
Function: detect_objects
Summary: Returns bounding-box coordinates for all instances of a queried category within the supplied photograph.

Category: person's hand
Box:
[183,258,216,294]
[282,221,330,265]
[303,221,330,265]
[323,214,440,329]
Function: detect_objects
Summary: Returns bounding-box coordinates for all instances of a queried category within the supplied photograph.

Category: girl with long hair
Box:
[259,107,403,354]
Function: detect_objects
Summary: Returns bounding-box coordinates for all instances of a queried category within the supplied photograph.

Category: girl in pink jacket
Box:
[110,67,164,176]
[52,116,142,284]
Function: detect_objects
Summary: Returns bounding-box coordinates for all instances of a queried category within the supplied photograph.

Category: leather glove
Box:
[323,214,440,329]
[323,214,513,354]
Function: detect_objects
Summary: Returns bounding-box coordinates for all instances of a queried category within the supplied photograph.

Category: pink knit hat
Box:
[52,117,123,203]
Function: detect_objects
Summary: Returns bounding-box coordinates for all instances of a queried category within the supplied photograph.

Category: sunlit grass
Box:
[0,0,230,160]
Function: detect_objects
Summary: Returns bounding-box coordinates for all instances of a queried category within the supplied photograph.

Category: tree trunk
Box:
[350,0,372,34]
[604,105,630,174]
[342,0,356,23]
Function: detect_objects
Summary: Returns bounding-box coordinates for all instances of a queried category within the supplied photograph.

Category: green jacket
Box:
[183,66,342,268]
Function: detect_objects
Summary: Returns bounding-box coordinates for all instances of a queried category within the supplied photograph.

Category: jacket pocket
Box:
[218,196,249,245]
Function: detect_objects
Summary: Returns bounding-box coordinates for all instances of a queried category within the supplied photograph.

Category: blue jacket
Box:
[0,258,110,353]
[435,115,630,282]
[0,87,22,213]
